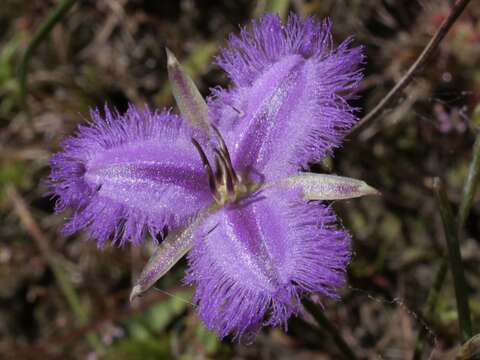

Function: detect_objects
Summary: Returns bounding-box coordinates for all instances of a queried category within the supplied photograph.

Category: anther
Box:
[191,138,220,202]
[214,149,235,197]
[215,149,237,192]
[213,153,223,184]
[211,125,239,183]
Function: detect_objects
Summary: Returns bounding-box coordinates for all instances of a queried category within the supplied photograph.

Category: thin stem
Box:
[18,0,78,107]
[433,178,472,342]
[458,131,480,229]
[302,299,357,359]
[412,259,448,360]
[350,0,472,136]
[7,186,104,353]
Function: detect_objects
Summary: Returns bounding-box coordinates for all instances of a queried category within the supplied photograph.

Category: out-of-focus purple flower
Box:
[433,103,467,134]
[49,13,375,340]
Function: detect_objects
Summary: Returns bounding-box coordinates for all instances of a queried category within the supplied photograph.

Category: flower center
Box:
[192,126,260,206]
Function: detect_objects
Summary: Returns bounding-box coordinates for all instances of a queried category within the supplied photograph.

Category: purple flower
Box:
[49,106,211,247]
[49,13,376,340]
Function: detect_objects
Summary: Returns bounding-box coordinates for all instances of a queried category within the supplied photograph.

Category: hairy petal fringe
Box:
[48,105,211,247]
[185,188,350,339]
[216,13,334,87]
[209,13,364,180]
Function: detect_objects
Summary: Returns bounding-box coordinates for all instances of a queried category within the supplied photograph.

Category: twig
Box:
[350,0,472,136]
[458,131,480,229]
[18,0,78,109]
[302,299,357,359]
[433,178,472,342]
[7,185,104,353]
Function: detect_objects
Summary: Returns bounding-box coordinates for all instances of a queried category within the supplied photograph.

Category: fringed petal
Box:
[216,13,333,87]
[48,105,211,247]
[209,13,364,180]
[185,188,351,340]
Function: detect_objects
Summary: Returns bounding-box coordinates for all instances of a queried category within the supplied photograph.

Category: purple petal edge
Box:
[209,13,365,180]
[48,105,211,247]
[185,189,351,340]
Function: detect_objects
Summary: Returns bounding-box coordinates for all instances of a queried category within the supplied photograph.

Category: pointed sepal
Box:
[277,173,380,201]
[130,205,217,302]
[166,48,210,135]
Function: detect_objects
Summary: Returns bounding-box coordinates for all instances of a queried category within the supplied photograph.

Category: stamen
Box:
[192,128,249,205]
[214,149,235,197]
[215,149,237,192]
[191,138,220,201]
[211,125,239,183]
[213,153,223,184]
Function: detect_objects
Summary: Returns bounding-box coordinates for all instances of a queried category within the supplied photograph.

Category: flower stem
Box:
[302,299,357,359]
[350,0,472,136]
[18,0,78,108]
[433,178,472,342]
[458,132,480,229]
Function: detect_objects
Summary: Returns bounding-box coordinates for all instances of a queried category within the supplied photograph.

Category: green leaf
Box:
[146,291,191,331]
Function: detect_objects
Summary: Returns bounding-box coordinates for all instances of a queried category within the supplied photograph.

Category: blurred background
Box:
[1,0,479,358]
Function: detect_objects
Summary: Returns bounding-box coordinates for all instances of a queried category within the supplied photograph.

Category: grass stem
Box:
[433,178,472,342]
[302,299,357,359]
[458,132,480,229]
[18,0,77,108]
[412,259,448,360]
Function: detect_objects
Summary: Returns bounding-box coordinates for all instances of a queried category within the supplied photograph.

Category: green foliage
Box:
[0,161,30,203]
[473,103,480,129]
[0,33,24,114]
[104,337,171,360]
[257,0,290,19]
[107,292,195,357]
